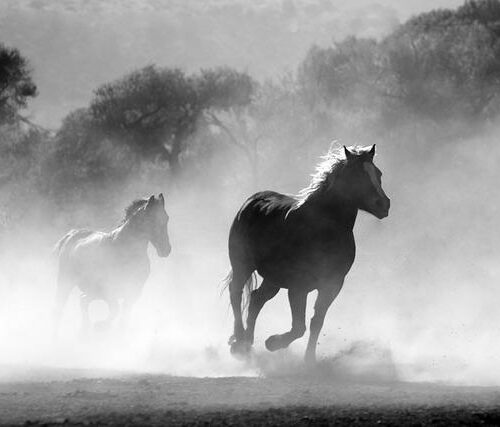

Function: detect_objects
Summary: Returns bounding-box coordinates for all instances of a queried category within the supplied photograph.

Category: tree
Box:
[294,37,386,142]
[43,108,136,205]
[297,37,381,110]
[0,44,37,125]
[295,1,500,132]
[90,65,254,175]
[381,1,500,121]
[204,73,330,190]
[201,69,261,186]
[0,43,43,196]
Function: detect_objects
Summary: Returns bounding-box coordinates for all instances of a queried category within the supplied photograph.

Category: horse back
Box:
[54,229,95,257]
[232,190,293,235]
[229,191,355,287]
[229,191,295,267]
[56,227,149,298]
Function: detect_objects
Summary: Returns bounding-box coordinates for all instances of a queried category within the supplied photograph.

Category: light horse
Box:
[53,194,171,336]
[226,145,390,363]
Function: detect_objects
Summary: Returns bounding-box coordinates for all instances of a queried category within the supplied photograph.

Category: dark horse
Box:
[53,194,171,336]
[226,145,390,363]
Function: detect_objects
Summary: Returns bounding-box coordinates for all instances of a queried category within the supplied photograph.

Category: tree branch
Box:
[204,110,252,158]
[17,115,52,133]
[125,105,165,128]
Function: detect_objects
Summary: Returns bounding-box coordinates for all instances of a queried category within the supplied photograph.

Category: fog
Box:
[0,0,463,128]
[1,124,499,387]
[1,0,499,390]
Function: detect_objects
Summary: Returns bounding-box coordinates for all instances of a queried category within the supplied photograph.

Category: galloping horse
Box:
[53,194,171,336]
[226,145,390,363]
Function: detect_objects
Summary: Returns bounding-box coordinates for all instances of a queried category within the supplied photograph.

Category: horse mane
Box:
[123,198,148,222]
[291,145,364,210]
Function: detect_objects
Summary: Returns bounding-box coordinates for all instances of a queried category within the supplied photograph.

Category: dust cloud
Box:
[0,124,499,387]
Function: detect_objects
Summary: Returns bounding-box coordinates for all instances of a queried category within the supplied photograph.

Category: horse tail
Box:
[220,269,233,294]
[221,269,258,312]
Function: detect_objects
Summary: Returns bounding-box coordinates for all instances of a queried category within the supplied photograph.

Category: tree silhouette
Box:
[0,44,37,125]
[90,65,254,175]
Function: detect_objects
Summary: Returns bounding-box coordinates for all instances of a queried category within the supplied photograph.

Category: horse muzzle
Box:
[157,244,172,258]
[371,197,390,219]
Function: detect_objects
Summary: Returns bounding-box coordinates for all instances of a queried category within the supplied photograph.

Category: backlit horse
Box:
[226,145,390,363]
[53,194,171,336]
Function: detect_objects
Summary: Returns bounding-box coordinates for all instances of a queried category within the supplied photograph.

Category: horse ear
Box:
[146,195,155,209]
[158,193,165,206]
[368,144,376,159]
[344,145,355,161]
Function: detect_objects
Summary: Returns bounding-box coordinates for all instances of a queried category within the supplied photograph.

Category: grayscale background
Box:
[1,1,499,425]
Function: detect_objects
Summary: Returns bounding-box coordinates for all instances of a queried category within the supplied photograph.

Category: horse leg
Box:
[52,272,73,341]
[119,297,136,330]
[304,282,343,364]
[228,266,252,355]
[245,280,279,345]
[94,298,119,332]
[265,288,307,352]
[79,294,91,336]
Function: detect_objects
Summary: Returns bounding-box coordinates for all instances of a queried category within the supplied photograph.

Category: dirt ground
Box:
[1,367,500,426]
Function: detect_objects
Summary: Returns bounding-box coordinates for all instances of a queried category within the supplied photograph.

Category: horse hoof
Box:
[265,335,282,352]
[230,340,252,358]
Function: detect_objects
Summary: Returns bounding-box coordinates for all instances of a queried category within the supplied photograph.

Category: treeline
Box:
[1,0,500,231]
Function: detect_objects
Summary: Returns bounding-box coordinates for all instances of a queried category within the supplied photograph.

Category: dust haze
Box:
[0,0,499,390]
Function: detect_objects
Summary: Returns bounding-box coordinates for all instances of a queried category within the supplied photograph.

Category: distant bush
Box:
[0,43,37,126]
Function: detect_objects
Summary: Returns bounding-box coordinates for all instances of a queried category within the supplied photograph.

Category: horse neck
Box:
[111,217,149,252]
[297,189,358,231]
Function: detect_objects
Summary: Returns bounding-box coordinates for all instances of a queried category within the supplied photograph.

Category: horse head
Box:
[339,144,390,219]
[143,193,172,257]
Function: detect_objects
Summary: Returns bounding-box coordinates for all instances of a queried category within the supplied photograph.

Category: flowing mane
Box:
[292,145,372,210]
[123,198,148,222]
[292,147,346,209]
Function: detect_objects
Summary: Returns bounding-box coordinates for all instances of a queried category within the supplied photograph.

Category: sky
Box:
[0,0,465,128]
